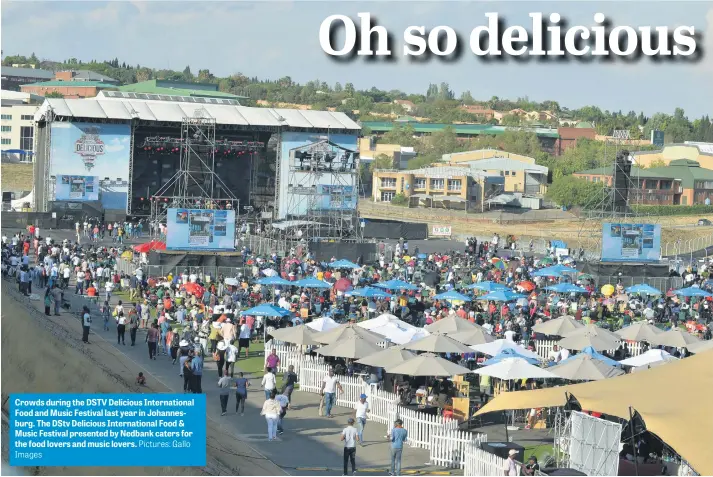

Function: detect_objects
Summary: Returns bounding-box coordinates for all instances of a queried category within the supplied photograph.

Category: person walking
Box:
[320,368,343,418]
[261,367,277,400]
[341,417,359,476]
[225,340,238,377]
[282,365,298,406]
[235,372,249,415]
[116,311,127,345]
[354,394,370,445]
[81,305,92,344]
[260,389,281,441]
[217,374,233,416]
[191,350,204,393]
[275,392,289,435]
[182,355,194,393]
[146,323,159,359]
[129,310,139,346]
[44,290,52,315]
[389,419,408,476]
[216,341,227,378]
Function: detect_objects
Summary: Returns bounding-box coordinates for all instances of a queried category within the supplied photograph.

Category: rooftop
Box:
[362,121,559,138]
[449,157,549,174]
[119,80,245,99]
[1,66,55,79]
[574,160,713,188]
[407,166,502,180]
[22,80,119,88]
[574,165,672,179]
[66,70,120,84]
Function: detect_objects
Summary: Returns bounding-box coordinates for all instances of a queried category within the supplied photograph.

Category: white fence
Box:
[527,339,644,360]
[429,427,487,469]
[365,386,399,425]
[388,404,459,450]
[464,441,522,477]
[265,340,323,375]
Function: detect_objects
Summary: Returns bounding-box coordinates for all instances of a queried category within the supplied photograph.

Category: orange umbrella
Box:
[518,280,535,292]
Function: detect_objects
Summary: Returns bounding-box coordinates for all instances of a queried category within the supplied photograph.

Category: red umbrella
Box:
[182,282,205,297]
[133,240,167,253]
[518,280,536,292]
[333,277,353,292]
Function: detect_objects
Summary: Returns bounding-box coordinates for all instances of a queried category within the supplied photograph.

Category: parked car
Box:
[697,218,712,226]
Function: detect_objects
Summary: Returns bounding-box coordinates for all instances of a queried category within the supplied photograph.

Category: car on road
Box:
[697,218,712,226]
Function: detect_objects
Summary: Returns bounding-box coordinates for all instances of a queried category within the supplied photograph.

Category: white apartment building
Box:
[1,90,43,161]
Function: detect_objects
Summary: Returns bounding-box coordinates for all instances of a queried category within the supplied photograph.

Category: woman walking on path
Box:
[235,372,249,415]
[260,389,281,441]
[146,323,159,359]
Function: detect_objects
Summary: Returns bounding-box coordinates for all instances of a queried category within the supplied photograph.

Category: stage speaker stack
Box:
[480,442,525,463]
[613,150,632,212]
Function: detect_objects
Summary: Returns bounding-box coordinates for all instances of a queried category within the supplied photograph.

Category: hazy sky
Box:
[2,1,712,117]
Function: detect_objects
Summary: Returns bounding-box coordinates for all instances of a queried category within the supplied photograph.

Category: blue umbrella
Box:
[466,281,509,292]
[348,286,393,299]
[625,284,662,295]
[257,276,292,286]
[329,259,360,269]
[532,269,562,278]
[542,264,578,274]
[545,283,588,294]
[373,279,419,291]
[417,253,428,259]
[433,290,472,302]
[673,287,713,298]
[559,346,621,367]
[478,290,527,302]
[240,304,291,317]
[294,277,332,289]
[482,347,540,365]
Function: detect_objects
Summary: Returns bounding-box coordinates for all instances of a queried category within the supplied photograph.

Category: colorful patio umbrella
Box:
[294,277,332,289]
[347,286,392,299]
[466,281,509,292]
[257,276,292,286]
[433,290,472,302]
[625,284,663,295]
[545,283,588,294]
[478,290,527,302]
[329,259,360,269]
[373,279,419,291]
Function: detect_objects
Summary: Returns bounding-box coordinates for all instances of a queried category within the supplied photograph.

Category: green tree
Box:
[546,176,605,208]
[45,91,65,98]
[182,66,193,81]
[381,124,417,146]
[501,114,522,126]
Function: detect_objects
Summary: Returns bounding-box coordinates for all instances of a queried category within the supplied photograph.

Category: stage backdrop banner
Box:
[601,223,661,262]
[55,175,99,201]
[166,208,236,251]
[50,122,131,210]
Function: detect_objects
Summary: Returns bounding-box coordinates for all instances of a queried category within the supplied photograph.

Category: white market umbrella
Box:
[306,316,340,332]
[313,323,384,345]
[620,349,679,367]
[475,358,557,380]
[562,324,621,342]
[650,329,701,348]
[447,326,496,346]
[426,315,480,334]
[315,335,385,360]
[631,360,671,373]
[224,277,239,287]
[470,339,540,360]
[558,331,620,352]
[358,313,413,331]
[356,346,417,368]
[387,352,472,377]
[270,324,321,346]
[615,322,664,342]
[368,322,430,345]
[532,316,583,336]
[686,339,713,354]
[403,331,473,354]
[262,268,278,277]
[549,354,624,381]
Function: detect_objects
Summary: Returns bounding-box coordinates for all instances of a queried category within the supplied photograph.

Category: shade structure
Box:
[620,349,679,367]
[347,286,392,299]
[478,290,527,302]
[269,324,321,346]
[358,313,408,331]
[328,259,360,269]
[466,281,509,292]
[446,327,496,346]
[559,346,621,368]
[306,316,340,332]
[558,331,620,352]
[672,286,713,298]
[532,316,584,336]
[483,348,539,366]
[315,335,384,360]
[650,328,701,348]
[387,352,472,377]
[133,240,166,253]
[562,324,621,342]
[356,346,417,368]
[686,339,713,354]
[625,284,663,295]
[367,322,429,345]
[474,351,713,477]
[402,331,473,354]
[312,323,384,345]
[240,304,292,318]
[470,339,541,360]
[548,354,624,381]
[475,358,558,380]
[532,269,562,278]
[545,283,588,294]
[257,276,292,286]
[426,315,480,334]
[373,279,419,291]
[615,321,664,342]
[540,264,578,274]
[293,277,332,289]
[432,290,472,302]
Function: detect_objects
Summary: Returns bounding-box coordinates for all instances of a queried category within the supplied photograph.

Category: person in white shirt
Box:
[238,322,252,359]
[353,394,370,445]
[503,449,519,476]
[504,329,516,342]
[548,344,562,363]
[261,368,277,400]
[225,342,238,377]
[76,270,86,295]
[320,369,343,418]
[560,348,570,361]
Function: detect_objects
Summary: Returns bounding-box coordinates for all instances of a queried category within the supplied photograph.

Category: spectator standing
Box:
[341,417,359,476]
[354,393,369,445]
[320,368,343,418]
[389,419,408,476]
[146,323,159,359]
[81,306,92,344]
[260,389,281,441]
[261,367,277,400]
[217,374,233,416]
[235,372,249,415]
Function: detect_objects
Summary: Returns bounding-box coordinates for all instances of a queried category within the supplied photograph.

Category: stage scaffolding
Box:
[149,109,239,228]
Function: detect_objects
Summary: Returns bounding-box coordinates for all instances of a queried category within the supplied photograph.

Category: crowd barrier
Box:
[429,427,487,469]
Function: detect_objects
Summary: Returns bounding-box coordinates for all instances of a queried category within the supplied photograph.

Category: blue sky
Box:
[2,1,712,117]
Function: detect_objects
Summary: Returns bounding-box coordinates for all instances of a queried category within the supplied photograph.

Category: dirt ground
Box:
[0,282,285,476]
[1,163,33,192]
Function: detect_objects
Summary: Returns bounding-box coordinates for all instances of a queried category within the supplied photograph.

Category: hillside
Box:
[1,163,33,192]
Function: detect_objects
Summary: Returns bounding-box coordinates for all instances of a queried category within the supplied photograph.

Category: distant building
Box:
[460,105,495,121]
[20,80,118,98]
[358,137,416,168]
[54,70,120,84]
[436,157,548,195]
[633,143,713,170]
[1,66,55,91]
[556,124,596,154]
[393,99,416,112]
[118,79,246,100]
[1,90,44,159]
[574,159,713,206]
[371,166,504,210]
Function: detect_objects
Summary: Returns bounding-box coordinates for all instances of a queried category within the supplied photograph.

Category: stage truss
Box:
[149,109,239,229]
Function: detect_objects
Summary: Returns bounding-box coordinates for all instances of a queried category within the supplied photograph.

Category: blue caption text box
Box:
[10,394,206,467]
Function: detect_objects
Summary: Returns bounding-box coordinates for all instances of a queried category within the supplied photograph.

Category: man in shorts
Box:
[238,319,252,358]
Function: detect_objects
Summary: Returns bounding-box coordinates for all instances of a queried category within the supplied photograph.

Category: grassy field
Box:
[522,443,556,465]
[1,163,33,192]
